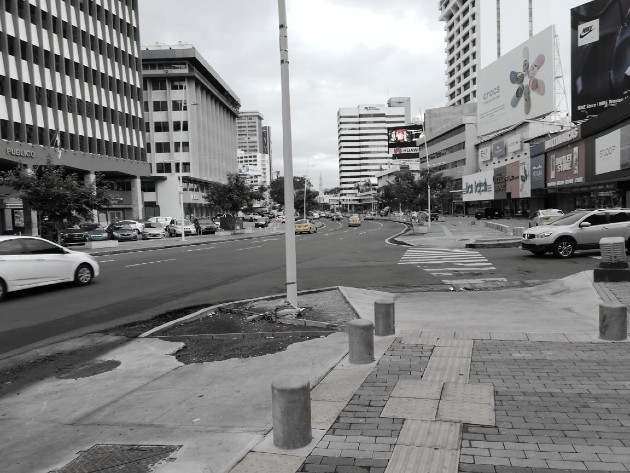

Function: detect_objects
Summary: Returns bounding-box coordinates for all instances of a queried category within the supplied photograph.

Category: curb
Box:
[465,239,522,248]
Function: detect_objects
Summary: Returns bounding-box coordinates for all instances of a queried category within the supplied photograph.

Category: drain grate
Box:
[52,444,181,473]
[56,360,121,379]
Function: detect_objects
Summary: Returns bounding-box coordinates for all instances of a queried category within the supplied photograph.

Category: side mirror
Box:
[579,221,592,228]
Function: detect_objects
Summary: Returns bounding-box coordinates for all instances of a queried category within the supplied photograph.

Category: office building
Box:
[337,98,409,206]
[237,150,270,190]
[237,110,264,154]
[0,0,149,233]
[141,43,240,218]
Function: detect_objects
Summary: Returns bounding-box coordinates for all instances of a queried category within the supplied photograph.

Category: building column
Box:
[84,172,99,223]
[24,166,38,236]
[131,177,143,220]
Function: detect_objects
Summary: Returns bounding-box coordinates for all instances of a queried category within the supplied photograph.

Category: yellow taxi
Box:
[295,219,317,234]
[348,214,361,227]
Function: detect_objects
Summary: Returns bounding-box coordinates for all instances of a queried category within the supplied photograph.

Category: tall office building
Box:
[142,43,240,218]
[236,110,264,154]
[237,151,270,189]
[439,0,481,106]
[337,99,409,205]
[0,0,149,233]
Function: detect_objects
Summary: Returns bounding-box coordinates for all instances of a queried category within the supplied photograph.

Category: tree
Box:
[0,162,112,244]
[377,170,451,212]
[203,173,265,214]
[269,176,318,212]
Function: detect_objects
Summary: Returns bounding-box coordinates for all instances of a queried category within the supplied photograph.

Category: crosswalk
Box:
[398,248,507,287]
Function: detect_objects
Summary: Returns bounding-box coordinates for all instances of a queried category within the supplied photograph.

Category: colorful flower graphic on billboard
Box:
[509,46,546,115]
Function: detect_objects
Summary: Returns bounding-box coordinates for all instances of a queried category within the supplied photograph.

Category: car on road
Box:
[60,225,90,246]
[117,219,144,234]
[348,214,361,227]
[364,212,376,220]
[168,219,196,237]
[83,224,109,242]
[331,213,342,221]
[0,235,100,301]
[242,212,257,222]
[106,224,138,241]
[521,208,630,258]
[529,209,564,227]
[141,222,167,239]
[295,219,317,234]
[475,207,504,220]
[197,218,218,234]
[254,216,270,228]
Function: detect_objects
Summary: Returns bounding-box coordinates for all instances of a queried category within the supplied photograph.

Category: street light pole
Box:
[422,118,431,228]
[278,0,298,307]
[178,82,190,242]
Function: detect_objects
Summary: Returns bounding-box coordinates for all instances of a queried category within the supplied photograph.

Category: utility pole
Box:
[277,0,298,307]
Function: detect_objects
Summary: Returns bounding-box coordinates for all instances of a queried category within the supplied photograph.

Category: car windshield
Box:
[296,219,308,224]
[145,222,163,228]
[540,209,563,216]
[175,220,192,225]
[550,210,590,226]
[116,225,134,230]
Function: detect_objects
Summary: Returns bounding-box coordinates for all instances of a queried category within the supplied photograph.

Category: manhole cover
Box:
[53,444,181,472]
[57,360,121,379]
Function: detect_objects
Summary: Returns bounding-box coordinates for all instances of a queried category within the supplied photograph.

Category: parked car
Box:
[168,219,195,236]
[242,212,257,222]
[60,225,89,246]
[331,213,342,221]
[141,222,166,239]
[529,209,564,227]
[117,219,144,234]
[83,224,110,242]
[197,218,218,234]
[255,216,270,228]
[106,223,138,241]
[521,208,630,258]
[348,214,361,227]
[295,219,317,234]
[0,236,100,301]
[364,212,376,220]
[475,208,504,220]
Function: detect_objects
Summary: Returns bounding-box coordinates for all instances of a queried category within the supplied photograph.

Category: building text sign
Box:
[463,170,494,202]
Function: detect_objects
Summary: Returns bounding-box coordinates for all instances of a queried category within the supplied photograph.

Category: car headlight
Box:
[539,231,554,238]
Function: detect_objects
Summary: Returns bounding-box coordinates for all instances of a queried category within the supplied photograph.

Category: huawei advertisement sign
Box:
[571,0,630,120]
[477,26,555,136]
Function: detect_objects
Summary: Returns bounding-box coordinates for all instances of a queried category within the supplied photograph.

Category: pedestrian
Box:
[192,216,201,235]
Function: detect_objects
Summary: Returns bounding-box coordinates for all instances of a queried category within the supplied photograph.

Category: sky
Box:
[138,0,586,190]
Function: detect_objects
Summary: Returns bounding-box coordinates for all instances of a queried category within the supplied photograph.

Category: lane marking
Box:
[126,258,176,267]
[236,245,263,251]
[97,259,116,263]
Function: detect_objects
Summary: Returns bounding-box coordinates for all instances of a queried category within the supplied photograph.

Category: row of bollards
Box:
[271,299,396,449]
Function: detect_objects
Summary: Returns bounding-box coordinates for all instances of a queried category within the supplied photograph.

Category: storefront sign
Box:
[492,141,506,159]
[544,126,580,151]
[493,166,507,199]
[6,148,35,158]
[479,146,492,162]
[506,162,521,197]
[531,154,545,189]
[507,135,522,153]
[595,124,630,175]
[463,170,494,202]
[519,158,531,198]
[547,142,585,187]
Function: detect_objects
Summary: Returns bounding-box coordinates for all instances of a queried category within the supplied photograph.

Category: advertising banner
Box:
[531,154,546,189]
[477,26,555,136]
[507,134,522,153]
[519,158,532,198]
[506,162,520,197]
[479,146,492,162]
[595,124,630,175]
[493,166,507,200]
[388,124,423,160]
[492,141,506,159]
[463,170,494,202]
[571,0,630,120]
[547,142,586,187]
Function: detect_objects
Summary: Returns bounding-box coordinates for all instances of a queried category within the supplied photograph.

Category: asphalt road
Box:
[0,219,600,356]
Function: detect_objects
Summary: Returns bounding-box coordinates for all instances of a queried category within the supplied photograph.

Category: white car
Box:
[117,219,145,234]
[529,209,564,227]
[148,216,173,225]
[0,236,100,301]
[168,219,196,236]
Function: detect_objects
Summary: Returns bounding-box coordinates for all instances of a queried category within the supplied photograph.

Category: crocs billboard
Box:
[477,26,555,137]
[571,0,630,121]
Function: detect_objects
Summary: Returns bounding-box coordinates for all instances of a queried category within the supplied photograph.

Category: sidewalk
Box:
[2,219,630,473]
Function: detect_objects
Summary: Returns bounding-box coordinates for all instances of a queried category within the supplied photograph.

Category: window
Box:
[584,213,606,226]
[171,80,185,90]
[174,142,189,152]
[22,238,64,255]
[153,79,167,90]
[155,142,171,153]
[0,239,25,255]
[609,212,630,223]
[153,101,167,112]
[156,162,172,173]
[173,121,188,132]
[154,121,169,132]
[172,100,187,111]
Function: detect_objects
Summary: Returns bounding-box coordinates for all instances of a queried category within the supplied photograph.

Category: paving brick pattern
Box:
[460,340,630,473]
[297,341,432,472]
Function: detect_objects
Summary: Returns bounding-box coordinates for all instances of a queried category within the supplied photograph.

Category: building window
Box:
[154,121,169,132]
[155,142,171,153]
[174,142,189,152]
[153,79,167,90]
[172,80,185,90]
[153,100,168,112]
[172,100,187,111]
[156,162,172,173]
[173,121,188,132]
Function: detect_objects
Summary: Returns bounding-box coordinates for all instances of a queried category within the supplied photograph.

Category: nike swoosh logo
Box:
[580,26,593,39]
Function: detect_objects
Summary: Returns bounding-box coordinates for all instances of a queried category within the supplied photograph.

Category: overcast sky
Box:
[138,0,585,190]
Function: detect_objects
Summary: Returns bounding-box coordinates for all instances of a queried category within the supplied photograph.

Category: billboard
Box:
[530,154,546,189]
[505,158,531,198]
[463,170,494,202]
[547,142,586,187]
[388,124,424,160]
[477,26,555,136]
[595,124,630,175]
[571,0,630,120]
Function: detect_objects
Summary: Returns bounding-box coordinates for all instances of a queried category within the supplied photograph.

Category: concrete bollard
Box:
[599,303,628,341]
[348,319,374,364]
[271,375,312,449]
[374,300,395,336]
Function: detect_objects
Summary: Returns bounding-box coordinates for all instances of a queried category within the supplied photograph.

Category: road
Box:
[0,219,601,356]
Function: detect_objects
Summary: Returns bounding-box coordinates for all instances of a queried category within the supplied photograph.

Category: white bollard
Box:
[271,375,312,449]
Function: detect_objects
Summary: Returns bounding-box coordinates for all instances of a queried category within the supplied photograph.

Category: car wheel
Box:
[553,238,575,258]
[0,278,6,301]
[74,264,94,286]
[133,235,138,241]
[530,250,546,256]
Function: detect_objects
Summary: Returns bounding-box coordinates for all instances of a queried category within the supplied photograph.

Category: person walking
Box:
[192,216,201,235]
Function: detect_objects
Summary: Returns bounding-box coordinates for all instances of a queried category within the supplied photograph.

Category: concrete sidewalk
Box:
[2,219,630,473]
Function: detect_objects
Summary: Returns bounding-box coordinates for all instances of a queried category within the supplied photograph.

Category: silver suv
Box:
[521,208,630,258]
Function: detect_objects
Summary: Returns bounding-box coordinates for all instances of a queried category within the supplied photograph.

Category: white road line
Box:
[186,246,216,252]
[98,259,116,263]
[126,258,176,268]
[426,267,495,272]
[236,245,262,251]
[260,238,279,242]
[443,278,508,284]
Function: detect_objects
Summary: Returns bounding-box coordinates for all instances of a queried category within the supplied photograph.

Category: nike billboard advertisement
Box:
[571,0,630,120]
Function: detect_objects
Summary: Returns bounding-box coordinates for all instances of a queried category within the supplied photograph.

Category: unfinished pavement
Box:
[1,218,630,473]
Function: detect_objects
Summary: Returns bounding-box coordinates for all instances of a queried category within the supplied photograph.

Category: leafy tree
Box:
[0,162,112,243]
[203,173,265,214]
[269,176,318,213]
[377,170,450,213]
